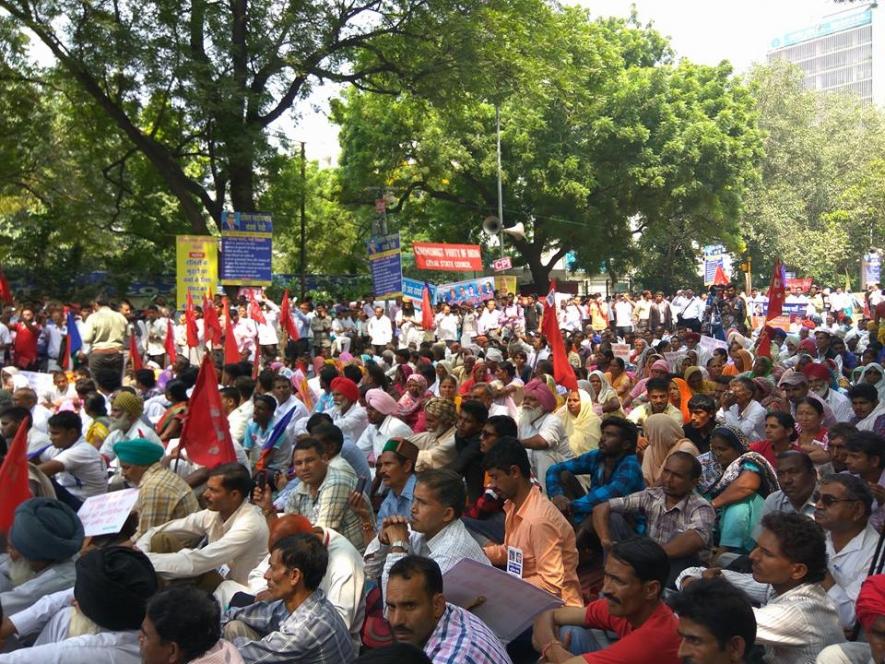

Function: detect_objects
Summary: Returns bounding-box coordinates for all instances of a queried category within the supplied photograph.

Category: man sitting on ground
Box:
[37,411,107,506]
[759,451,817,520]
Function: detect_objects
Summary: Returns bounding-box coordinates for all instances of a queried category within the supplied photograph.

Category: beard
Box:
[67,604,102,638]
[520,407,542,423]
[6,557,37,587]
[109,415,133,432]
[811,384,828,397]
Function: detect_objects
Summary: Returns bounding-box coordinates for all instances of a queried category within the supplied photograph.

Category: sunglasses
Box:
[813,492,860,507]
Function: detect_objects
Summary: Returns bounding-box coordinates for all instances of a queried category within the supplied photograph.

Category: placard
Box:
[77,488,140,537]
[413,242,482,271]
[220,211,272,286]
[612,343,631,363]
[492,257,512,272]
[176,235,218,309]
[367,233,403,299]
[494,275,517,296]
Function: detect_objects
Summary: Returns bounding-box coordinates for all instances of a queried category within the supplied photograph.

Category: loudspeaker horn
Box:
[503,222,525,241]
[483,216,502,235]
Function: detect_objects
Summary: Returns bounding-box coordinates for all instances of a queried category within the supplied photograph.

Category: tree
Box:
[334,7,763,289]
[740,61,885,286]
[0,0,522,233]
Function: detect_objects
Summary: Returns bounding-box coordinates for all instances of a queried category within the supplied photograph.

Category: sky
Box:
[293,0,849,162]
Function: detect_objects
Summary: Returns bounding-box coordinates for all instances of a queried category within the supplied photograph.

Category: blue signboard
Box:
[703,244,725,285]
[220,211,273,286]
[402,277,437,304]
[367,233,402,299]
[865,252,881,287]
[770,9,871,49]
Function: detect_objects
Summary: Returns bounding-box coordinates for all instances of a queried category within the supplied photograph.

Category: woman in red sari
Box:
[155,379,189,444]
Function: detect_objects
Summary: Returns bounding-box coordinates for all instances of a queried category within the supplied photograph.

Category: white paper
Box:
[442,558,563,642]
[77,488,139,537]
[612,343,631,363]
[698,335,729,353]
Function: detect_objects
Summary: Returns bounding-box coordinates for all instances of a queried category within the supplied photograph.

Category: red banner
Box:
[786,277,813,293]
[413,242,482,271]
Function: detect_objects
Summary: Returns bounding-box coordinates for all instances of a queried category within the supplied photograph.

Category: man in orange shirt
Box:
[481,437,582,608]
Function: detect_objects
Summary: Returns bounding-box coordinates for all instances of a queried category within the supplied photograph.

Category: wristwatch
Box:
[390,540,409,551]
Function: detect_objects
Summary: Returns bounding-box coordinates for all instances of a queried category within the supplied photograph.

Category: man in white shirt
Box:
[805,362,854,423]
[0,546,158,664]
[144,305,169,365]
[329,376,368,444]
[518,379,572,493]
[434,304,459,344]
[476,300,502,338]
[99,391,163,464]
[136,463,269,586]
[357,388,413,464]
[613,295,634,336]
[364,468,490,597]
[12,387,52,434]
[716,376,767,441]
[367,306,393,353]
[37,411,107,504]
[678,289,705,332]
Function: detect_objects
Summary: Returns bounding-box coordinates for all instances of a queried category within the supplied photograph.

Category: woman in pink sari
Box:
[398,373,432,429]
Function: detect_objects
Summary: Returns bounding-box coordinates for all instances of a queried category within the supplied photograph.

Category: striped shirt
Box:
[133,462,200,540]
[424,603,512,664]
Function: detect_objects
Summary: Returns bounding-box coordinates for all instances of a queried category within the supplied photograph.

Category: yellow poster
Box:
[495,275,517,296]
[176,235,218,309]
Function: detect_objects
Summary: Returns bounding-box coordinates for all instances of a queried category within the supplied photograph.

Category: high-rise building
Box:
[768,2,882,104]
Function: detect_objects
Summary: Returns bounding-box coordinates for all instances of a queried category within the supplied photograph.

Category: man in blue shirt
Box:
[546,417,645,547]
[374,439,419,528]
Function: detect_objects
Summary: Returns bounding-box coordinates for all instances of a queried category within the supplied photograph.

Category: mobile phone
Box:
[356,477,368,494]
[255,471,267,490]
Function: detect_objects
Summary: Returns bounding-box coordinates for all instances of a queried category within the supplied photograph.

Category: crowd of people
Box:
[4,280,885,663]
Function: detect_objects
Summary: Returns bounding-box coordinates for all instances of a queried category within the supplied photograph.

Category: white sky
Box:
[293,0,848,162]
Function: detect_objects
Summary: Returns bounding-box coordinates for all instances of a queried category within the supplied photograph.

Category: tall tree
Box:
[334,8,763,289]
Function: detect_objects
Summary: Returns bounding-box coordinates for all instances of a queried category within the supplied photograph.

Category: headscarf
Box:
[752,356,773,377]
[523,378,557,413]
[458,361,489,395]
[684,366,713,395]
[424,397,458,430]
[856,574,885,631]
[753,377,788,413]
[671,377,693,424]
[641,414,699,486]
[557,390,602,456]
[731,349,754,374]
[398,374,432,425]
[589,370,624,417]
[707,426,778,499]
[860,363,885,403]
[10,497,84,562]
[365,388,399,416]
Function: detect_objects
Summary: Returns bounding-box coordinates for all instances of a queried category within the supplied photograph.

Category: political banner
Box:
[703,245,726,286]
[176,235,218,309]
[402,277,437,304]
[413,242,483,271]
[494,275,518,296]
[492,256,512,272]
[220,211,272,286]
[864,252,882,288]
[437,276,496,306]
[785,277,813,293]
[367,233,403,299]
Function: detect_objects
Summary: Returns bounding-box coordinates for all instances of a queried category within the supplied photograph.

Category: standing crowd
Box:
[3,281,885,663]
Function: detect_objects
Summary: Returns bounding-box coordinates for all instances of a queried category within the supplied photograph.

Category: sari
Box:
[556,390,602,456]
[640,413,699,486]
[156,401,188,443]
[589,370,625,418]
[860,363,885,403]
[458,361,489,396]
[398,374,432,429]
[684,366,715,396]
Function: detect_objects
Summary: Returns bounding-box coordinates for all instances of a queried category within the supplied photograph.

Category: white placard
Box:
[612,343,631,363]
[77,488,139,537]
[698,335,729,353]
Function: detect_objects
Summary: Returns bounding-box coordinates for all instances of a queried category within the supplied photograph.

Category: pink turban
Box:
[365,388,399,416]
[856,575,885,631]
[523,378,556,413]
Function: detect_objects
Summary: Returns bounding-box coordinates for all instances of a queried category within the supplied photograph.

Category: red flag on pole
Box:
[0,418,32,533]
[222,298,240,364]
[421,284,434,331]
[712,265,730,286]
[540,283,579,392]
[756,259,786,359]
[249,292,267,325]
[252,332,261,378]
[179,355,237,467]
[0,266,13,306]
[279,290,300,340]
[164,319,177,367]
[185,291,200,348]
[128,333,144,371]
[203,294,222,346]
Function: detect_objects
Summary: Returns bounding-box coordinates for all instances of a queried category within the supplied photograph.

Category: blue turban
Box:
[10,497,84,562]
[114,438,165,466]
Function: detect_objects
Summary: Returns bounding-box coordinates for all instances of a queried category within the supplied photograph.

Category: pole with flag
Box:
[222,298,240,365]
[60,307,83,371]
[756,258,786,359]
[0,265,13,306]
[279,289,300,341]
[203,293,223,347]
[540,281,579,392]
[164,319,178,368]
[185,291,200,349]
[178,355,237,467]
[128,333,144,371]
[249,292,267,325]
[0,417,32,532]
[421,283,434,332]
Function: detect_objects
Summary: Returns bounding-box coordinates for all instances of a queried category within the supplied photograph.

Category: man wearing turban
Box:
[115,438,199,540]
[409,397,458,471]
[99,390,162,464]
[356,388,413,463]
[0,546,158,663]
[518,378,572,493]
[803,362,853,423]
[330,377,368,443]
[0,498,84,618]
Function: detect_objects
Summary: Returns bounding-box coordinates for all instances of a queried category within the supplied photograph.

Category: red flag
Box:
[712,265,730,286]
[757,259,786,358]
[421,284,434,331]
[164,319,177,367]
[249,292,267,325]
[279,290,300,340]
[185,291,200,348]
[0,418,32,533]
[179,355,237,467]
[128,333,144,371]
[540,285,579,392]
[203,294,222,346]
[223,298,240,364]
[0,267,13,306]
[252,332,261,378]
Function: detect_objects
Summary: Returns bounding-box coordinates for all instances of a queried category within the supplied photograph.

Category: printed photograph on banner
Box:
[437,277,495,306]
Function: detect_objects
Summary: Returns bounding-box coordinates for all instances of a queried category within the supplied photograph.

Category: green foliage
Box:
[740,60,885,286]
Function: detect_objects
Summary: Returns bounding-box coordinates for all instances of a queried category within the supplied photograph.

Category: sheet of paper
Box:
[442,558,564,642]
[77,488,139,537]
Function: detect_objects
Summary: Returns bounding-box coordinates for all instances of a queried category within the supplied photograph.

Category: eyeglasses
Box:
[813,493,860,507]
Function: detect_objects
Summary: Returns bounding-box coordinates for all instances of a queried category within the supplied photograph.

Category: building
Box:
[768,2,882,105]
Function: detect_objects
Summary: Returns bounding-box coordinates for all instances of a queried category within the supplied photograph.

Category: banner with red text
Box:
[413,242,483,271]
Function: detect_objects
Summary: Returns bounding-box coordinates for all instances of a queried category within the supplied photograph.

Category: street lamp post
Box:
[299,141,306,300]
